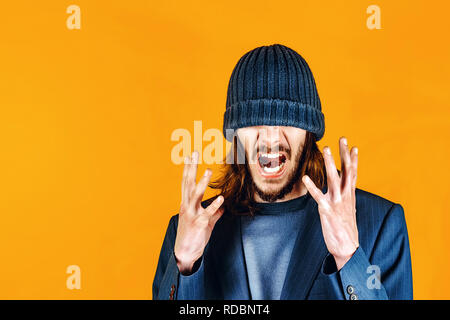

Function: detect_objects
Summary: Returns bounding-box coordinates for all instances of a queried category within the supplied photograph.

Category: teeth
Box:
[262,162,284,173]
[260,153,282,159]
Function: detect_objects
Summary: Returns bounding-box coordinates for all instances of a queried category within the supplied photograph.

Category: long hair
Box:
[207,131,326,216]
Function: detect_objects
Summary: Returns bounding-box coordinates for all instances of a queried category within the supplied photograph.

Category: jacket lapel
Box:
[279,185,329,300]
[212,214,251,299]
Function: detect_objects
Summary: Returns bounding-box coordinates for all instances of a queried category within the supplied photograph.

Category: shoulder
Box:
[355,187,406,223]
[355,188,396,214]
[354,187,408,247]
[355,187,405,213]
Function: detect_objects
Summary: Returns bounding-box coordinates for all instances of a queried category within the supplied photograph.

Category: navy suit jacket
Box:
[153,187,413,300]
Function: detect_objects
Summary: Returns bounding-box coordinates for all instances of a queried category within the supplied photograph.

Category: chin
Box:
[252,175,289,194]
[249,160,300,202]
[256,183,283,194]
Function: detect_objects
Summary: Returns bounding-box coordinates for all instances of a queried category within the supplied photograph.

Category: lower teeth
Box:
[263,163,284,173]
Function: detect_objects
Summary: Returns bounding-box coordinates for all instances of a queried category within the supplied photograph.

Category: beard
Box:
[247,147,306,203]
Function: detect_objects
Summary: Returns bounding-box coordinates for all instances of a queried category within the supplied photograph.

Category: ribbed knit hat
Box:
[223,44,325,141]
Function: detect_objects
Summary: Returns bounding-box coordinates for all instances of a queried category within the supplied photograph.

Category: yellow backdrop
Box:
[0,0,449,299]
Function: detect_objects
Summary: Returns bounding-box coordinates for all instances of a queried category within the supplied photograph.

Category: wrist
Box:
[333,246,358,271]
[174,250,201,275]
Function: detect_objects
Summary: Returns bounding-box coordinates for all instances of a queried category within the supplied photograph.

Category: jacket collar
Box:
[279,188,328,299]
[210,213,251,299]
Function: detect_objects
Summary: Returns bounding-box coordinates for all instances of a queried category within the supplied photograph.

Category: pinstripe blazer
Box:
[153,186,413,300]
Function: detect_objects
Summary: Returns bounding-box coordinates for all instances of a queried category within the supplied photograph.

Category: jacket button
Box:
[350,293,358,300]
[347,285,355,294]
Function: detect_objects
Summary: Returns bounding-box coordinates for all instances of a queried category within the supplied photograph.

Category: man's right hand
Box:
[174,150,225,275]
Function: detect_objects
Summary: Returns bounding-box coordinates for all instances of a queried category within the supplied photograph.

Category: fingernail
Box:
[342,137,347,145]
[354,147,358,154]
[324,147,331,155]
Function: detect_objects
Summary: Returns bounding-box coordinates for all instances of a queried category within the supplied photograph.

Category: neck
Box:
[253,180,308,203]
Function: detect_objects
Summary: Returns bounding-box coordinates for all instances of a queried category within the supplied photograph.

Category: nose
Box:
[259,126,281,150]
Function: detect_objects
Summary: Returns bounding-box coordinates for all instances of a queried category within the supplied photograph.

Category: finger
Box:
[210,206,225,225]
[350,147,358,211]
[339,137,352,192]
[181,156,190,204]
[350,146,358,189]
[302,175,328,209]
[192,169,212,208]
[186,150,199,198]
[322,146,340,198]
[204,195,224,216]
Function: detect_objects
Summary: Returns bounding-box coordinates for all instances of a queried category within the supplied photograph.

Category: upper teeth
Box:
[260,153,281,158]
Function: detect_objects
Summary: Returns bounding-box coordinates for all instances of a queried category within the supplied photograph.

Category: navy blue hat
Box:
[223,44,325,141]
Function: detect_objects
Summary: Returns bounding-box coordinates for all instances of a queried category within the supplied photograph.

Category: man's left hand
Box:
[302,136,359,271]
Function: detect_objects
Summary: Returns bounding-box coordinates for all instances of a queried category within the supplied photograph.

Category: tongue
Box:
[261,156,281,168]
[267,158,280,168]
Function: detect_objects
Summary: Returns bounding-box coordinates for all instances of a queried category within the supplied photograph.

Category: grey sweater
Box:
[240,193,309,300]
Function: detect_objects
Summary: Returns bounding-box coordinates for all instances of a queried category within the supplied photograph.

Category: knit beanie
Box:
[223,44,325,141]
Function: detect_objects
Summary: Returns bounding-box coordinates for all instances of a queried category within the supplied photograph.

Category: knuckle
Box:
[331,197,341,206]
[180,201,196,215]
[192,189,201,200]
[344,158,351,167]
[179,203,188,214]
[319,202,331,214]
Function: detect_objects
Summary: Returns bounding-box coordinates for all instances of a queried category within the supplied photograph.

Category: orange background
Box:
[0,1,449,299]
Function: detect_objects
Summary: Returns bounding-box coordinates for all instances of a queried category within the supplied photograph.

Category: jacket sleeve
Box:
[321,203,413,300]
[152,215,206,300]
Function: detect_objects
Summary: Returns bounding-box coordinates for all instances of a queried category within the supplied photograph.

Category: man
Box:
[153,44,413,300]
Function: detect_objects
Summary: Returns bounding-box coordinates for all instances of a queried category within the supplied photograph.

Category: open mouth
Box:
[257,152,287,177]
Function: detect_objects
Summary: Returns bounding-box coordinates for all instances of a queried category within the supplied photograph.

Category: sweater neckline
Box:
[253,192,311,215]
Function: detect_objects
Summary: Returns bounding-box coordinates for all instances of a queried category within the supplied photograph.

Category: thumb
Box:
[210,206,225,225]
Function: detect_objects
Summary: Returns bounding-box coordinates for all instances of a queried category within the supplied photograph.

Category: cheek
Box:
[287,138,305,157]
[290,150,304,169]
[237,134,256,151]
[285,129,306,148]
